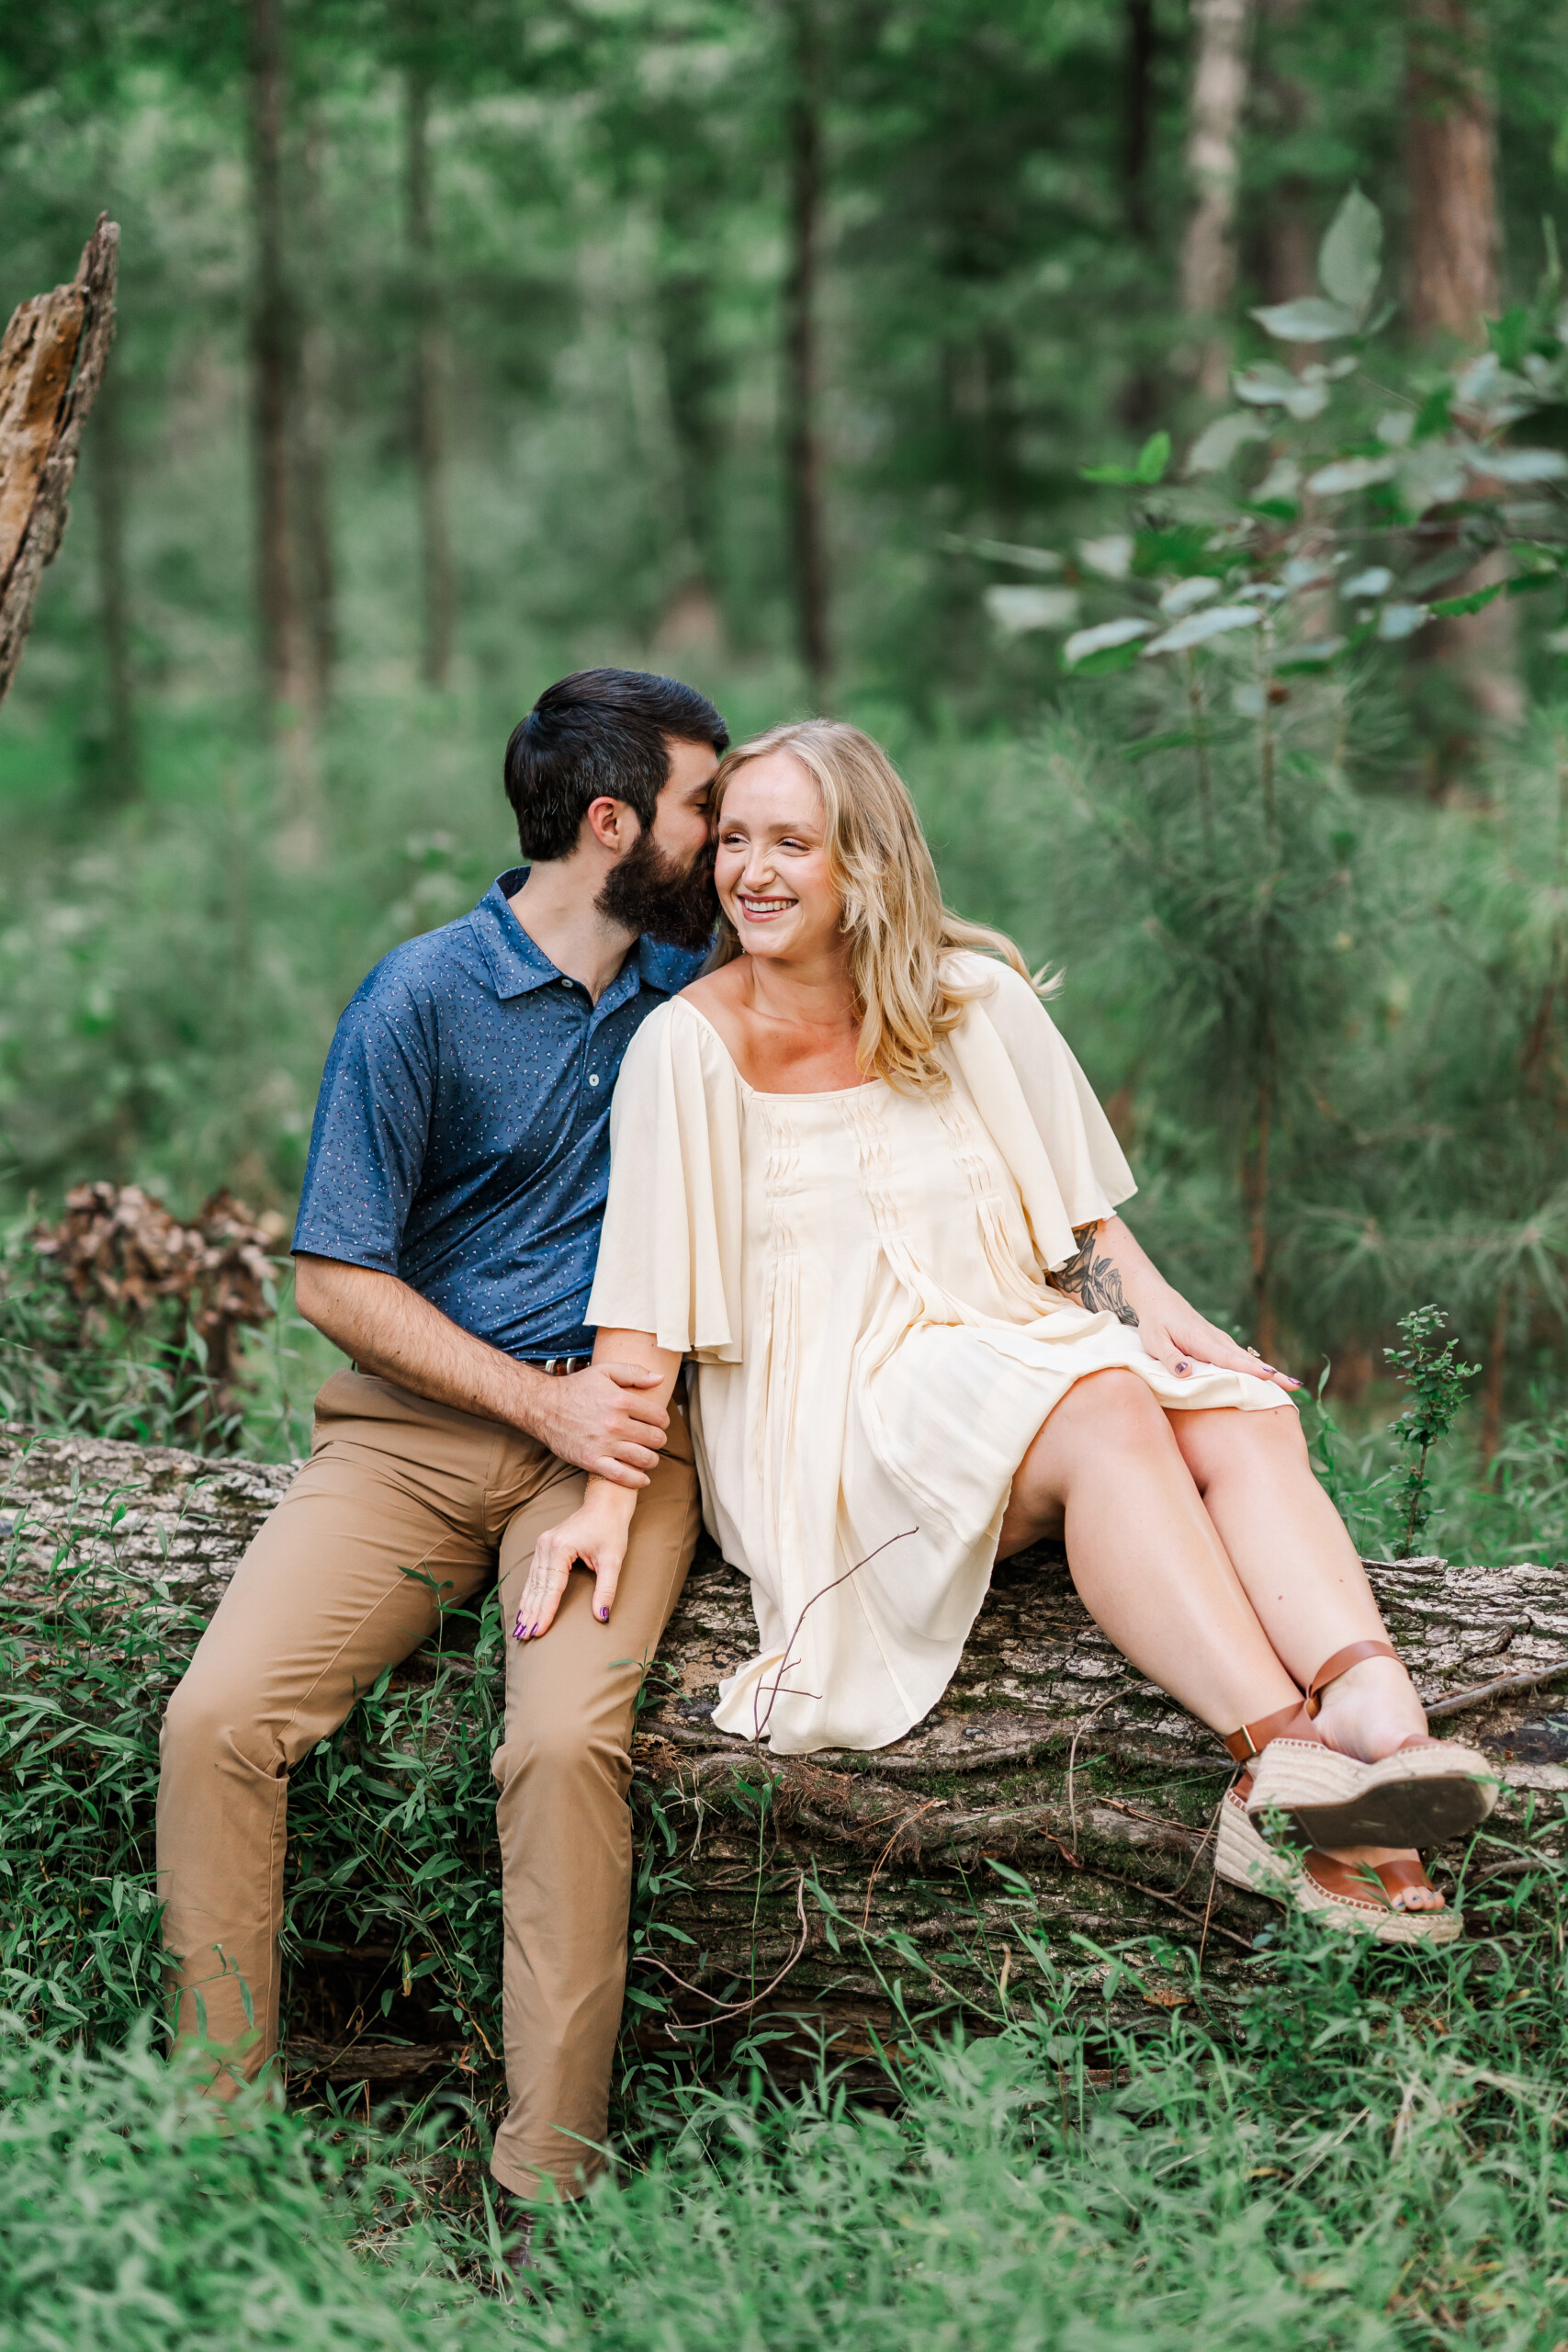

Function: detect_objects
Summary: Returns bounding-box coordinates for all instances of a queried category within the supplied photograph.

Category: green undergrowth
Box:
[5,1456,1568,2346]
[6,1869,1568,2351]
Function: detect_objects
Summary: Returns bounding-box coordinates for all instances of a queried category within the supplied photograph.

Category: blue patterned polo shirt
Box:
[292,868,704,1360]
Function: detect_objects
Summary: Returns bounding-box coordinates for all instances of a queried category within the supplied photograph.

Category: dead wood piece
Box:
[0,217,119,705]
[284,2037,467,2086]
[1426,1657,1568,1720]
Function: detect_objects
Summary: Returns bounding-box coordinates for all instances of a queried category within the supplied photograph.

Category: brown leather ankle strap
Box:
[1305,1639,1398,1715]
[1302,1850,1437,1910]
[1223,1698,1310,1763]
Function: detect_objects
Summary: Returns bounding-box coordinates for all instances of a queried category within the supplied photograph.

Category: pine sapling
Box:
[1386,1305,1480,1559]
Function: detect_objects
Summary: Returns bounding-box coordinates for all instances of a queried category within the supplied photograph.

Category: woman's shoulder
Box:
[942,949,1055,1028]
[677,962,743,1019]
[624,981,741,1086]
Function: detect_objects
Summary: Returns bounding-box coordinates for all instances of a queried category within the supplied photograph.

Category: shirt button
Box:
[559,978,571,988]
[588,1073,600,1086]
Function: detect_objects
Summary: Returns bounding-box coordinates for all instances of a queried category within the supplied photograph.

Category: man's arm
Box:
[293,1257,671,1487]
[1050,1216,1301,1392]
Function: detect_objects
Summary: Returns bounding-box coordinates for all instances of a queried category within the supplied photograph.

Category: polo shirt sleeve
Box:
[292,972,435,1273]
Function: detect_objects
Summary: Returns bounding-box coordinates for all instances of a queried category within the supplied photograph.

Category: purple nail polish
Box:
[1176,1361,1190,1374]
[597,1605,609,1622]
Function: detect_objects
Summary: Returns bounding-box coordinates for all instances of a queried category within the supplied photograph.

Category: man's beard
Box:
[595,831,718,954]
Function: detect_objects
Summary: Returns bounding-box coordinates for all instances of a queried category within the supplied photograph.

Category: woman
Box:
[515,721,1496,1944]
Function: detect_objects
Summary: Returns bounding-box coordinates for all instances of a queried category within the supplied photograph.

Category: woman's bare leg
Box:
[1168,1405,1429,1761]
[998,1370,1301,1731]
[1000,1372,1441,1907]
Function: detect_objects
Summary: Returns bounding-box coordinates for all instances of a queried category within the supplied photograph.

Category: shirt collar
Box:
[470,870,696,1004]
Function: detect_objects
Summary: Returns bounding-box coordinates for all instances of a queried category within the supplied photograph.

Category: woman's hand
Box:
[1055,1216,1302,1393]
[513,1481,638,1641]
[1136,1286,1302,1392]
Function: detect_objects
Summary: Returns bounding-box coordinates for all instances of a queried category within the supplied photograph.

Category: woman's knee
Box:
[1061,1367,1176,1453]
[1175,1401,1310,1487]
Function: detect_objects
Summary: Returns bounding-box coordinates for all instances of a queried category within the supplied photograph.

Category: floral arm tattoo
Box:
[1053,1221,1139,1327]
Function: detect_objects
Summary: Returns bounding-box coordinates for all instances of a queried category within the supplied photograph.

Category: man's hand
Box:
[529,1362,671,1488]
[513,1482,637,1640]
[292,1259,675,1479]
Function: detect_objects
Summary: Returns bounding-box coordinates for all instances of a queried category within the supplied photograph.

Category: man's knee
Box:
[491,1711,630,1807]
[161,1658,280,1780]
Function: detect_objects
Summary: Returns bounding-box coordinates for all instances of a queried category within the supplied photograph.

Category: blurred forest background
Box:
[2,0,1568,1548]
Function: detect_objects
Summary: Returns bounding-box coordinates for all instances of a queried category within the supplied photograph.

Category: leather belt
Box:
[536,1354,592,1376]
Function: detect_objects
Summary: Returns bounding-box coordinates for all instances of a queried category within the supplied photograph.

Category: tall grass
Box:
[6,1849,1568,2350]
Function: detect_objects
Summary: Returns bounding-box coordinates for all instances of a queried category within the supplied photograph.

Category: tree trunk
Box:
[1118,0,1164,435]
[1479,1288,1508,1471]
[1404,4,1515,761]
[295,107,337,710]
[1256,0,1314,311]
[782,0,830,706]
[1123,0,1156,247]
[0,217,119,707]
[246,0,310,723]
[1405,0,1498,342]
[88,356,138,796]
[6,1425,1563,2086]
[1179,0,1255,403]
[405,69,453,692]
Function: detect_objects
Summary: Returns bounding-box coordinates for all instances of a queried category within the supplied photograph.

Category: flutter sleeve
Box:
[943,955,1136,1272]
[586,997,746,1360]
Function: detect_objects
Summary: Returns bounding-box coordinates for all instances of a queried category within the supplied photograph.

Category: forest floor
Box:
[3,1420,1568,2351]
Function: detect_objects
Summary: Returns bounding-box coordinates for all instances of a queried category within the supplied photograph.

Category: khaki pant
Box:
[155,1369,700,2199]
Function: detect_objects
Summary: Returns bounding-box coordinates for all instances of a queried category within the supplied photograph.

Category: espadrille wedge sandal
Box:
[1241,1641,1499,1851]
[1216,1690,1462,1946]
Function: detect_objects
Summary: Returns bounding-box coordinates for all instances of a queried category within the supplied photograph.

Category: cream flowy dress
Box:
[586,953,1290,1757]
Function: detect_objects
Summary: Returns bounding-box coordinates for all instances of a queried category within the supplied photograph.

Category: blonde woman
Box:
[515,721,1495,1942]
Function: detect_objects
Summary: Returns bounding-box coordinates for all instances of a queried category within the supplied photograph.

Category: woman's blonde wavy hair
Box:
[707,719,1044,1092]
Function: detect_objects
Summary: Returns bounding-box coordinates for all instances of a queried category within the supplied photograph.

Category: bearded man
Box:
[156,668,725,2222]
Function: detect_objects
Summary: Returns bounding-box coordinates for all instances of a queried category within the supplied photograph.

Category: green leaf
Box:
[1186,412,1269,474]
[1507,570,1561,595]
[1134,430,1171,484]
[1144,604,1262,656]
[1066,640,1145,676]
[1317,187,1382,322]
[1061,616,1153,673]
[1080,460,1141,484]
[1487,305,1536,372]
[1413,386,1452,440]
[1131,525,1226,578]
[1249,295,1359,343]
[1429,582,1505,617]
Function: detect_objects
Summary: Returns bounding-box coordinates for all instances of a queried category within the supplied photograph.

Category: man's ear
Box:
[583,796,640,855]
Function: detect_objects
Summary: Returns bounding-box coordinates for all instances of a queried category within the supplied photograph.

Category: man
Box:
[156,667,726,2211]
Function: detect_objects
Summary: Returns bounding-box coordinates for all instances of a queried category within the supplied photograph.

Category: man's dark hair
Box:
[503,669,728,863]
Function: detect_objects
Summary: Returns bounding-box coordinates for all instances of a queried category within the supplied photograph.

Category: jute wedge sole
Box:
[1214,1787,1295,1895]
[1244,1736,1499,1851]
[1215,1787,1462,1944]
[1286,1857,1464,1945]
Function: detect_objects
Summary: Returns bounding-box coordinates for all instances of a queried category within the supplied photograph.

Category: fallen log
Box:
[3,1424,1564,2086]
